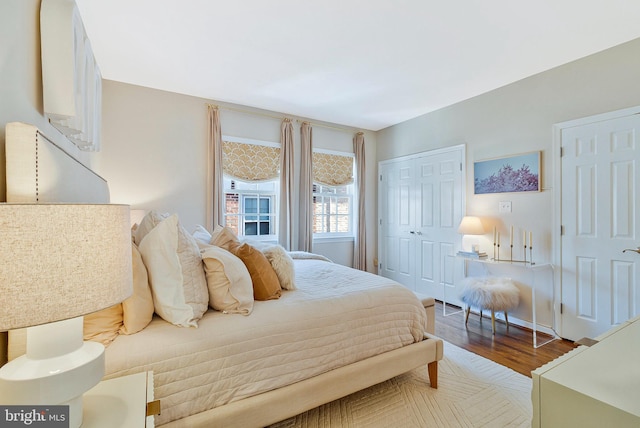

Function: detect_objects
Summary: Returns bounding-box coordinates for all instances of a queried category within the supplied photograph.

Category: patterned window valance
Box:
[223,141,280,182]
[313,151,354,186]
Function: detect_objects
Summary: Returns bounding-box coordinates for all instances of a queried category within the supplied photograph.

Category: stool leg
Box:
[491,310,496,335]
[465,306,471,325]
[505,312,509,329]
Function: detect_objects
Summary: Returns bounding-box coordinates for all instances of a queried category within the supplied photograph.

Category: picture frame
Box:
[474,151,540,194]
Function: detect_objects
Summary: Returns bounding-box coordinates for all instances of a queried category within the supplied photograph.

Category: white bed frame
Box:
[4,122,443,428]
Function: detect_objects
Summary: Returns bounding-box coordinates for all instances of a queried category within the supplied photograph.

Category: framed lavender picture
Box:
[474,151,540,194]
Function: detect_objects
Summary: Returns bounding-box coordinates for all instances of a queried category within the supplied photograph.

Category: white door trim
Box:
[552,105,640,337]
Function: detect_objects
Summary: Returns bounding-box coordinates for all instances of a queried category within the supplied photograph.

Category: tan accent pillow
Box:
[210,225,240,252]
[201,246,254,314]
[120,243,155,334]
[232,243,282,300]
[84,304,123,346]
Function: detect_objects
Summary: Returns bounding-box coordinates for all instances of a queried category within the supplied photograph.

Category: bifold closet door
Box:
[379,146,464,304]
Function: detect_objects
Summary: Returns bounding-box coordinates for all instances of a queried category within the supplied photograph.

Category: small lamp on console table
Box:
[0,204,132,428]
[457,216,485,254]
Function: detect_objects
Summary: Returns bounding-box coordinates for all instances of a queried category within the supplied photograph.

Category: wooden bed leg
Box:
[427,361,438,389]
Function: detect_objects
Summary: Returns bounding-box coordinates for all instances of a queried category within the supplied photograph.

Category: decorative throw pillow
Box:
[210,225,241,252]
[201,246,254,314]
[138,214,208,327]
[132,210,168,246]
[262,245,296,290]
[84,304,123,346]
[192,224,213,245]
[231,243,282,300]
[120,243,155,334]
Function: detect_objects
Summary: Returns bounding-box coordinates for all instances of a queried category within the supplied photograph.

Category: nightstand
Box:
[83,371,157,428]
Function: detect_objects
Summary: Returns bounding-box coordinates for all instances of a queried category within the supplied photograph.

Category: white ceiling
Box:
[75,0,640,131]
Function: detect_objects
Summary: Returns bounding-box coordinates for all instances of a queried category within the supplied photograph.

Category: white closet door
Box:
[379,158,416,288]
[414,150,464,303]
[379,146,464,301]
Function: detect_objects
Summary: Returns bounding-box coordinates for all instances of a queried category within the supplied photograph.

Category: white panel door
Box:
[414,150,463,304]
[379,158,416,288]
[561,114,640,340]
[379,146,464,300]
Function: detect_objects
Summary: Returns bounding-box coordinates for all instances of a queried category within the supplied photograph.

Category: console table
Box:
[532,315,640,427]
[455,256,558,347]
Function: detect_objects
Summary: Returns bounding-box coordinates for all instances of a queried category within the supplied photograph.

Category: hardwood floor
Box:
[433,301,577,377]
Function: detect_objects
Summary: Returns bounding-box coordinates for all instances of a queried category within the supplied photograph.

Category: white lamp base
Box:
[0,317,105,428]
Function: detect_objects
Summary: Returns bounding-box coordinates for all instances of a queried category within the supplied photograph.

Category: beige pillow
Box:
[210,225,240,252]
[232,243,282,301]
[201,246,254,315]
[84,304,123,346]
[120,243,155,334]
[132,210,168,245]
[263,245,296,290]
[138,214,208,327]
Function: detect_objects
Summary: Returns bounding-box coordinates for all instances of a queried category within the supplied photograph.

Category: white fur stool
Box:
[459,277,519,335]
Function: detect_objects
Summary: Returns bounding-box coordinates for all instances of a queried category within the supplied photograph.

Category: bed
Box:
[3,122,443,427]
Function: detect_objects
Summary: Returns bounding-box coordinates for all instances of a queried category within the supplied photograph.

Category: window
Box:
[221,136,280,240]
[312,149,355,238]
[313,183,353,236]
[224,178,277,238]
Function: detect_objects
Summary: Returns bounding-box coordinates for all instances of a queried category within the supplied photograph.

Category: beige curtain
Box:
[279,119,294,250]
[298,122,313,252]
[207,105,224,230]
[353,132,367,271]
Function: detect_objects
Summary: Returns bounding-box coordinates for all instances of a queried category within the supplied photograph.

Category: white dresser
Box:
[532,316,640,427]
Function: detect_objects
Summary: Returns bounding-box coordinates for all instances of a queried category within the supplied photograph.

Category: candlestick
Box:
[510,226,513,245]
[529,231,533,248]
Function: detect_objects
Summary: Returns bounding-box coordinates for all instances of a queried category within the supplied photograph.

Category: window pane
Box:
[329,198,338,215]
[245,221,257,235]
[335,186,350,195]
[337,215,350,233]
[259,197,270,212]
[259,221,270,235]
[313,214,324,233]
[337,197,350,214]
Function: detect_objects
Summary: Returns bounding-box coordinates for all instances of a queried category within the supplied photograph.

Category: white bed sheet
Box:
[104,259,427,426]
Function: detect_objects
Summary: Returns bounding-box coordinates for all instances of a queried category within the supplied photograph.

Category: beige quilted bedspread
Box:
[104,259,427,426]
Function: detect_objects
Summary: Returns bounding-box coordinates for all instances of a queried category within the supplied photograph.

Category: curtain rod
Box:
[205,103,363,134]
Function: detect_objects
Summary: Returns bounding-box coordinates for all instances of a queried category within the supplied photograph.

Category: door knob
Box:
[622,247,640,254]
[409,231,415,234]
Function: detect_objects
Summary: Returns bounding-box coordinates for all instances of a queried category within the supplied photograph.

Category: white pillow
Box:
[262,245,296,290]
[138,214,208,327]
[192,224,213,245]
[201,246,254,315]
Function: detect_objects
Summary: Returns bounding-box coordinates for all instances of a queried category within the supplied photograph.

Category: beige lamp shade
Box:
[457,216,485,235]
[0,203,133,331]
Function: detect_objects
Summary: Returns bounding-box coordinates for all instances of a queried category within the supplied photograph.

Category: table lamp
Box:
[457,216,485,253]
[0,204,133,428]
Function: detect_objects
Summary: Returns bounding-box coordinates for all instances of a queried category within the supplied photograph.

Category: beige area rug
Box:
[271,342,532,428]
